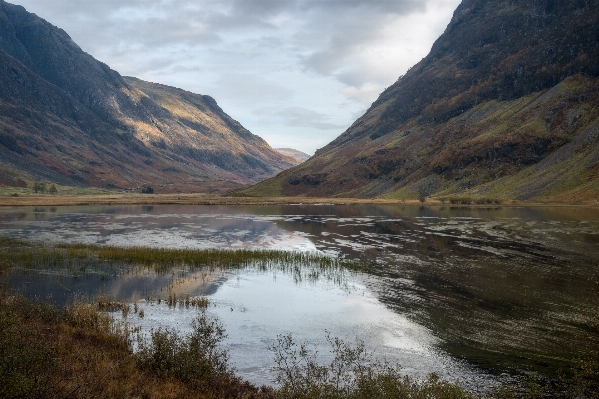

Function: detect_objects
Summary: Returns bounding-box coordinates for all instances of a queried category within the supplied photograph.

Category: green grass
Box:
[0,182,117,197]
[0,161,119,196]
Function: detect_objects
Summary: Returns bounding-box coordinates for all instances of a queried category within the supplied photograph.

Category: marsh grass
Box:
[0,237,364,305]
[166,293,210,309]
[0,237,359,275]
[0,292,273,398]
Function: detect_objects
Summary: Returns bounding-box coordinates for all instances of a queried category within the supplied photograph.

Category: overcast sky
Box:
[13,0,461,154]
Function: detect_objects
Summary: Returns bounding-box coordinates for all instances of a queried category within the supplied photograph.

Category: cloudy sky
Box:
[13,0,461,154]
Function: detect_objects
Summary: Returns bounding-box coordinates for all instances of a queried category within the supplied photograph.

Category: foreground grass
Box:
[1,240,597,398]
[0,291,273,398]
[2,288,597,399]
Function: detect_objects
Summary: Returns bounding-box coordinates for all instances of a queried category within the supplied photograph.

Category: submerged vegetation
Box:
[0,237,362,294]
[0,238,597,398]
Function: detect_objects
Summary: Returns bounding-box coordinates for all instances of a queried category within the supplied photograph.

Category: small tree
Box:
[48,185,57,195]
[33,182,46,194]
[141,186,154,194]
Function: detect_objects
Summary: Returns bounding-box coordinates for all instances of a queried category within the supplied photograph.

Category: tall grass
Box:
[0,237,364,300]
[0,237,359,275]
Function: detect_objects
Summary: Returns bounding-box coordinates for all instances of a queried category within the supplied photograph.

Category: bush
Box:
[141,186,154,194]
[32,181,46,194]
[136,309,233,382]
[449,197,472,204]
[0,289,269,398]
[269,332,473,399]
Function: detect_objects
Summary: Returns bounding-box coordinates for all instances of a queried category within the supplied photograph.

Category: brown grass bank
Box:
[0,193,598,207]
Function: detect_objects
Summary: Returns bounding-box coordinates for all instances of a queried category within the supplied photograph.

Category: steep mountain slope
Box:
[0,0,294,192]
[275,148,311,164]
[240,0,599,201]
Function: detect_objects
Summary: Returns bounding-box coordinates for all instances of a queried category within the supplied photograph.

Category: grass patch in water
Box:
[0,237,359,274]
[0,237,366,299]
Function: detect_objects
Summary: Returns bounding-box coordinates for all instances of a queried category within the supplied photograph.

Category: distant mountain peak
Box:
[275,148,311,164]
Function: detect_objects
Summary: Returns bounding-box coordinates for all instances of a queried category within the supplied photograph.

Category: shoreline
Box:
[0,193,597,207]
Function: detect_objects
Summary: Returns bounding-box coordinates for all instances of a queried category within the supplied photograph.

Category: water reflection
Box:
[1,204,598,382]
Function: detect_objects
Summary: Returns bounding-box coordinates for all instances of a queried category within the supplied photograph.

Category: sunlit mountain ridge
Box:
[0,0,298,193]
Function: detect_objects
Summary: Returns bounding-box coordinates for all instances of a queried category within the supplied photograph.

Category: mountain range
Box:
[240,0,599,201]
[0,0,297,193]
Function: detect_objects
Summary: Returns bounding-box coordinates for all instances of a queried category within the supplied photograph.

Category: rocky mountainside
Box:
[240,0,599,201]
[0,0,295,193]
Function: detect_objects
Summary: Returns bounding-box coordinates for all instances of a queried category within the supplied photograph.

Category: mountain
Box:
[0,0,295,193]
[240,0,599,201]
[275,148,311,164]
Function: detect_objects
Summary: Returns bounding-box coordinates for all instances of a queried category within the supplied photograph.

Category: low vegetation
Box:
[0,240,597,398]
[0,290,271,398]
[0,238,359,283]
[269,332,473,399]
[436,197,503,205]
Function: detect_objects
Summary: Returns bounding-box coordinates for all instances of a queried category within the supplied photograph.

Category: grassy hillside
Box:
[237,0,599,201]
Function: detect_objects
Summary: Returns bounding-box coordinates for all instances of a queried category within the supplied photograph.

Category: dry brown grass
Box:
[0,193,597,207]
[0,293,274,399]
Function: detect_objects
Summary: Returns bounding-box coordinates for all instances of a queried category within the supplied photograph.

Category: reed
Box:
[0,237,361,274]
[0,238,365,304]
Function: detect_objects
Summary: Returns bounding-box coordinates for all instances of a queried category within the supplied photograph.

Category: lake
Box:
[1,204,598,388]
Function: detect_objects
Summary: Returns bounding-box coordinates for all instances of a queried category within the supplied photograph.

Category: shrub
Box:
[449,197,472,204]
[32,181,46,193]
[269,332,473,399]
[135,309,233,382]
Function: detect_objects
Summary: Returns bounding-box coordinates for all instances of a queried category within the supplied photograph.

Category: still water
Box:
[2,204,598,387]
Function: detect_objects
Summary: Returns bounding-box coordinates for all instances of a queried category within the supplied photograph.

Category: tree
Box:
[48,185,57,195]
[33,182,46,194]
[141,186,154,194]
